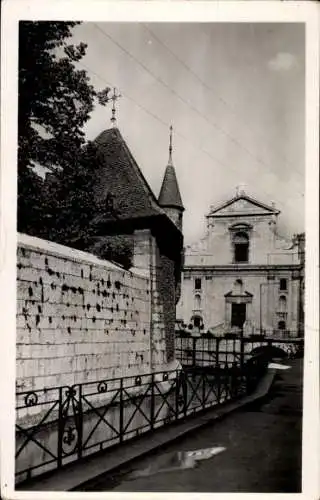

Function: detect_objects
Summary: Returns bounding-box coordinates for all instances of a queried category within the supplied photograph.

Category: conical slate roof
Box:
[93,127,165,222]
[158,163,184,211]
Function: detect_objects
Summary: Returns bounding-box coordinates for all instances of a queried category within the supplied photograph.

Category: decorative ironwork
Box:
[15,344,280,485]
[24,392,38,407]
[178,395,185,407]
[63,426,77,446]
[65,387,76,398]
[97,381,108,393]
[175,333,303,369]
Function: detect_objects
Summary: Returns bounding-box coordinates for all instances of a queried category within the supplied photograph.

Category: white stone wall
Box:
[16,234,153,392]
[133,229,177,369]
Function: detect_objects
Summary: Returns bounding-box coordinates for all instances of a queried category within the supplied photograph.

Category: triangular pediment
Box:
[207,195,280,217]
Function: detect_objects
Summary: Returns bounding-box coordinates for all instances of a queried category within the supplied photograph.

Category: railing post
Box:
[231,362,237,398]
[216,337,220,369]
[150,373,155,430]
[57,387,63,469]
[216,365,221,404]
[175,370,181,421]
[77,384,83,460]
[192,337,197,368]
[200,371,206,410]
[240,335,244,371]
[119,378,124,443]
[182,370,188,418]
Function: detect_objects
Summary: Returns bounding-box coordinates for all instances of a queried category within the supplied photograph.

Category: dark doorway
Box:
[231,303,246,328]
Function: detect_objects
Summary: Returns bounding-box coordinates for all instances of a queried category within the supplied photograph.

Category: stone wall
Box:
[16,231,182,482]
[16,233,155,393]
[133,229,177,369]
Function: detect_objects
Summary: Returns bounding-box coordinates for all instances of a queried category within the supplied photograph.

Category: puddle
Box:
[129,447,226,479]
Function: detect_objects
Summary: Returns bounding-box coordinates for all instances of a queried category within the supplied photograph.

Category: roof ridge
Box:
[207,193,280,216]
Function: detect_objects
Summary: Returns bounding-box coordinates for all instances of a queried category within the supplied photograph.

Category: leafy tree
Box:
[87,234,134,270]
[18,21,110,236]
[18,21,134,268]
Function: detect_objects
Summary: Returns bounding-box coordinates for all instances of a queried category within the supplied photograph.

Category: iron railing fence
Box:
[253,330,302,339]
[16,360,266,484]
[175,334,304,368]
[175,329,302,340]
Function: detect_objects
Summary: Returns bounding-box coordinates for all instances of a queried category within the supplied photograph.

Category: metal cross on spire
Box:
[106,87,122,127]
[236,183,246,196]
[168,125,173,165]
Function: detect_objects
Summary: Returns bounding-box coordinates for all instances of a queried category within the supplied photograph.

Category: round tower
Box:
[158,126,184,231]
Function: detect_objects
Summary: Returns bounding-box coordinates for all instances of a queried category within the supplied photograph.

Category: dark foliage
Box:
[18,21,109,176]
[86,234,134,270]
[18,21,133,268]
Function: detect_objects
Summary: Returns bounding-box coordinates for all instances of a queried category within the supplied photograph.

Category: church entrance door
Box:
[231,303,246,328]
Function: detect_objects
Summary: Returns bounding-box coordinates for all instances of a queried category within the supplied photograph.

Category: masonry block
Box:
[16,233,180,395]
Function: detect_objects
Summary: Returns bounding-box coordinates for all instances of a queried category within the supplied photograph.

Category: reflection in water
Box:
[129,447,226,478]
[16,373,232,480]
[268,363,291,370]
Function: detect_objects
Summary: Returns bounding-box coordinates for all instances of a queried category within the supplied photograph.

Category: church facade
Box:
[177,190,303,337]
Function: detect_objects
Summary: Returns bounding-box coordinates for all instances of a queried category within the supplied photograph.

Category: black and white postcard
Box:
[1,1,319,499]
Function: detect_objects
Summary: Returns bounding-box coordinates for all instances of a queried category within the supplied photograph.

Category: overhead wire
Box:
[77,58,304,217]
[143,22,303,180]
[93,23,304,200]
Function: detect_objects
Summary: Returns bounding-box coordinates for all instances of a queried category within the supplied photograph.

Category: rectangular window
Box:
[234,243,248,263]
[195,278,202,290]
[279,278,287,291]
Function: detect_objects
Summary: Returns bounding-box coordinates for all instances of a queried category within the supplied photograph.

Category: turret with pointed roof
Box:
[158,126,184,231]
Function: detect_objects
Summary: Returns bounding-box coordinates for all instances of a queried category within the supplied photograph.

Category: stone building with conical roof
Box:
[89,125,184,369]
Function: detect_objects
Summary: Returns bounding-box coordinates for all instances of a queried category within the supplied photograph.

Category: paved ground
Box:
[86,358,303,493]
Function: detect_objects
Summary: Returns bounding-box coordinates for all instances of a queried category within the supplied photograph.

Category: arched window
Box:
[194,294,201,309]
[191,314,203,329]
[194,316,202,328]
[279,295,287,312]
[233,232,249,263]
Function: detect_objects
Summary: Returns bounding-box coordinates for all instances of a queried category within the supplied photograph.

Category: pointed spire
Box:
[168,125,173,166]
[158,125,184,211]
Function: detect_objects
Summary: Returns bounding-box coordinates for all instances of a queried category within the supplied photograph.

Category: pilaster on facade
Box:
[133,229,153,276]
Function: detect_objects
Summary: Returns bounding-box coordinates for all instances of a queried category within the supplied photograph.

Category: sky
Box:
[69,22,305,245]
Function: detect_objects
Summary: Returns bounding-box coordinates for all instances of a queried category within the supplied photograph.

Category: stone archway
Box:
[249,344,288,360]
